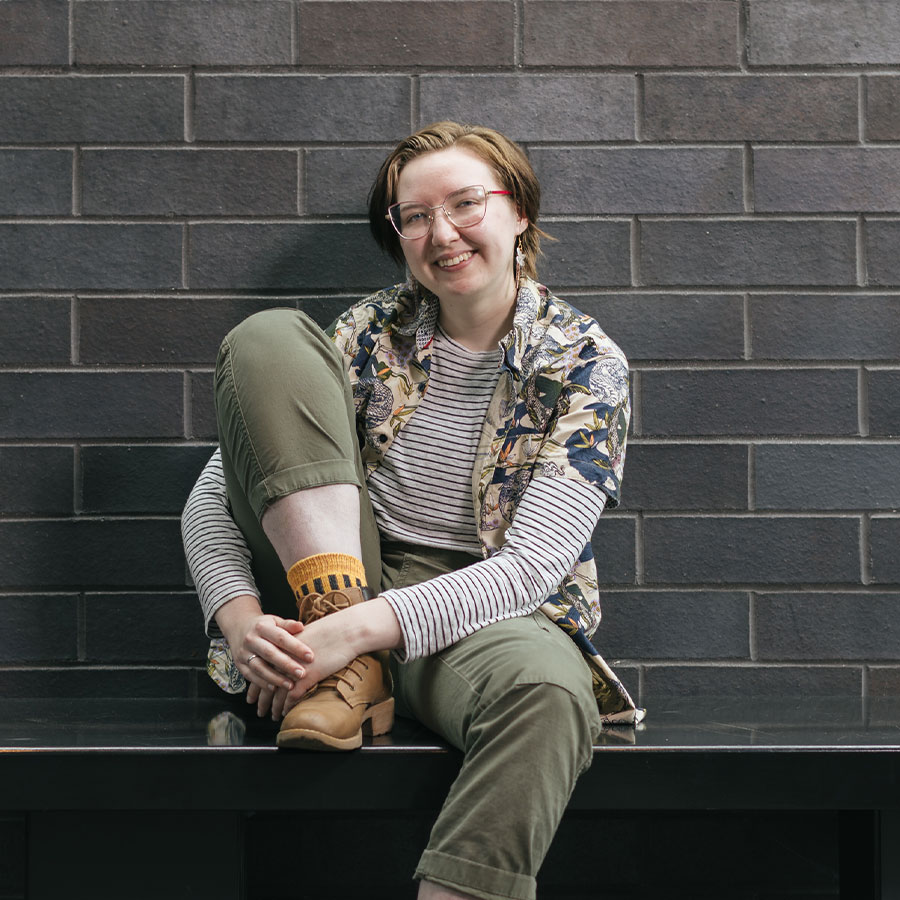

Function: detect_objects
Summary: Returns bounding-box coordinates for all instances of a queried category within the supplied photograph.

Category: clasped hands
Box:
[221,602,359,721]
[217,594,402,721]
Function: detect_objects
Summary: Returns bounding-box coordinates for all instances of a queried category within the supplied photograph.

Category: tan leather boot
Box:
[276,586,394,751]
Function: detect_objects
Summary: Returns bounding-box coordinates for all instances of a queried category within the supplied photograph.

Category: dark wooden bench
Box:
[2,695,898,899]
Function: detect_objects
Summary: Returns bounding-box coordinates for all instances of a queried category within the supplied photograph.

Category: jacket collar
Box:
[396,277,546,370]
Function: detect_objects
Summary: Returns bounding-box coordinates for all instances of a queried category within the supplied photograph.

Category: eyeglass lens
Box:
[390,185,488,238]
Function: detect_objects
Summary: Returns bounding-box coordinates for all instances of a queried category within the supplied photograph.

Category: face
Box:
[394,146,527,306]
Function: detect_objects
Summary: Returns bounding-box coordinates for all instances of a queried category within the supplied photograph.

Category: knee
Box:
[219,308,328,372]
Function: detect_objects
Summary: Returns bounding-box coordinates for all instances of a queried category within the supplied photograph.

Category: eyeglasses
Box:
[386,185,512,240]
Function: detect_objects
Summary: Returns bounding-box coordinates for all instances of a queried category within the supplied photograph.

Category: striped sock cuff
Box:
[286,552,367,598]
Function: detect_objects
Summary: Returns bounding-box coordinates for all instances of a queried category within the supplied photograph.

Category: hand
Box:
[214,595,314,697]
[279,597,404,715]
[281,612,359,715]
[246,682,291,721]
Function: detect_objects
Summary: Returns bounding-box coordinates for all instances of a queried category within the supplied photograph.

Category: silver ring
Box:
[246,654,258,664]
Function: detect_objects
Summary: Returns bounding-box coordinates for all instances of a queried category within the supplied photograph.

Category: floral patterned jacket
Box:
[328,277,642,724]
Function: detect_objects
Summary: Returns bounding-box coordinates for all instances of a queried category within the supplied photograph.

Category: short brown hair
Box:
[368,121,549,281]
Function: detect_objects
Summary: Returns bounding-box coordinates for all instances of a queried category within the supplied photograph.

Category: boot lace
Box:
[296,589,354,624]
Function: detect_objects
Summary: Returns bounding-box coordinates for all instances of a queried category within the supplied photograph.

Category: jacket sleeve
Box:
[533,348,630,507]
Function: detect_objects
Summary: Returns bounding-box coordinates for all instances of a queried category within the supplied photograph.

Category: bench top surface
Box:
[1,694,899,752]
[2,696,900,811]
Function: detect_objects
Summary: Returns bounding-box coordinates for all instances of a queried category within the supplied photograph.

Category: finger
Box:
[281,620,305,635]
[271,686,288,721]
[247,654,294,692]
[246,682,261,705]
[256,686,274,718]
[264,625,314,665]
[249,634,312,678]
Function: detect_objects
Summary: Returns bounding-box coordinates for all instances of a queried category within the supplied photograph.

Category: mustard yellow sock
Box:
[286,552,367,598]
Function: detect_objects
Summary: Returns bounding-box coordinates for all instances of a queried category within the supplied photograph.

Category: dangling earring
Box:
[514,236,525,293]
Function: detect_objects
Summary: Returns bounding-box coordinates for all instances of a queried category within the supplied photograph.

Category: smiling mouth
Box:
[436,251,474,268]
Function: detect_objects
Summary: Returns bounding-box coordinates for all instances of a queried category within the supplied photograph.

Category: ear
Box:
[515,215,528,237]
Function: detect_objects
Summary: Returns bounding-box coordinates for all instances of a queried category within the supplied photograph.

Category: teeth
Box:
[437,252,473,268]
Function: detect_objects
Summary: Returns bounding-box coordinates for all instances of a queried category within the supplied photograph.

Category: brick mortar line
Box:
[0,143,403,151]
[629,216,641,286]
[25,211,892,223]
[858,366,870,438]
[69,295,79,364]
[9,585,897,598]
[742,292,751,360]
[72,442,83,515]
[513,0,523,69]
[182,372,192,440]
[633,436,900,444]
[639,661,867,668]
[0,440,216,448]
[634,513,644,586]
[742,142,753,213]
[747,443,755,511]
[857,214,868,288]
[748,591,757,661]
[181,224,190,290]
[0,664,200,671]
[15,141,900,151]
[184,69,195,143]
[861,514,872,585]
[67,0,75,67]
[8,65,900,77]
[5,287,900,298]
[410,73,419,130]
[596,586,900,596]
[5,211,898,224]
[0,514,182,523]
[641,511,868,519]
[630,368,642,436]
[291,0,300,67]
[296,150,304,216]
[634,73,643,141]
[76,592,86,662]
[632,360,867,370]
[71,147,81,217]
[859,75,867,143]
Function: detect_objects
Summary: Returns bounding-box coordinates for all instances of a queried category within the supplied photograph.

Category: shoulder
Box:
[330,283,418,347]
[538,285,627,365]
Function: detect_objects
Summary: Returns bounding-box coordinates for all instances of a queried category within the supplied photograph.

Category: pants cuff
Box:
[415,849,536,900]
[248,458,361,520]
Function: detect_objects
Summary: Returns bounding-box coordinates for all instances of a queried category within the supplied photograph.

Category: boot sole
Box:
[276,697,394,751]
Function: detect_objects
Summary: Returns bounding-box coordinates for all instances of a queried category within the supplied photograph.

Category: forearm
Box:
[182,448,259,636]
[382,477,607,661]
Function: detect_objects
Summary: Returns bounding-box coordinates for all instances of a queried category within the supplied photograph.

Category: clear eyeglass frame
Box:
[385,184,513,240]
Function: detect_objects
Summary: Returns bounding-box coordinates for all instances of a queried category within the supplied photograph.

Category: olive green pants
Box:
[215,308,602,900]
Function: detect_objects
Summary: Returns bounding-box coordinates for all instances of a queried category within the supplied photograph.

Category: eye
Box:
[402,208,427,226]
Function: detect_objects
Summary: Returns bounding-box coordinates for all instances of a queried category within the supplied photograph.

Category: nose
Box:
[430,207,459,244]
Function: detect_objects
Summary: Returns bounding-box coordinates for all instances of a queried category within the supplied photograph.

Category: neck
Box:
[436,280,518,353]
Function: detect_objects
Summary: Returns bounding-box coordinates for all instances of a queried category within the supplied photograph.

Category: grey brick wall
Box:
[1,0,898,709]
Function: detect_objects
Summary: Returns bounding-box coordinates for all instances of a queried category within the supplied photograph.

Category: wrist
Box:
[213,594,263,646]
[344,597,404,656]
